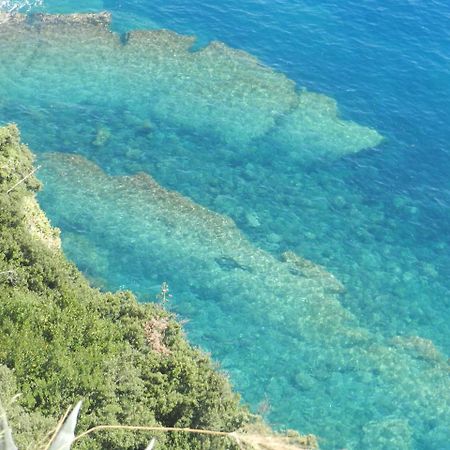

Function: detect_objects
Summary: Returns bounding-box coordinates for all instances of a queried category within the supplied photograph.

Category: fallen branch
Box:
[0,270,17,286]
[73,425,230,444]
[6,165,41,194]
[73,424,317,450]
[0,269,15,277]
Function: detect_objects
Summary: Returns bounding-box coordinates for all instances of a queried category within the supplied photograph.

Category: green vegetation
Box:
[0,124,249,449]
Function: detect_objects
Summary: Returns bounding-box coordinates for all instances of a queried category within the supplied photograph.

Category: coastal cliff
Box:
[0,124,318,449]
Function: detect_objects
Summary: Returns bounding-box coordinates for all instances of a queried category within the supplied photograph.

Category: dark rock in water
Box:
[281,250,345,293]
[215,256,250,271]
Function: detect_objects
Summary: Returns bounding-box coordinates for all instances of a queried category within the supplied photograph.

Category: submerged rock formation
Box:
[38,150,450,450]
[0,12,381,159]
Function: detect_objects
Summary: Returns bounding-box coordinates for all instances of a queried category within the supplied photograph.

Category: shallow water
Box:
[0,1,449,449]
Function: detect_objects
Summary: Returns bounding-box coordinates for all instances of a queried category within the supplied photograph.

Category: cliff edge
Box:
[0,124,317,449]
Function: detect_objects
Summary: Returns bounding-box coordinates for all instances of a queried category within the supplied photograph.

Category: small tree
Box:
[156,282,171,306]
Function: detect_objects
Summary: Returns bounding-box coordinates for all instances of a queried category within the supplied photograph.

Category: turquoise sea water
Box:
[0,1,449,449]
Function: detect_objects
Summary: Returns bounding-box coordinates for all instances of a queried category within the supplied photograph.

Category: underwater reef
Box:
[38,139,450,450]
[0,11,381,161]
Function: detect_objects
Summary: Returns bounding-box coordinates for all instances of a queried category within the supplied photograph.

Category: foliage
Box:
[0,124,249,449]
[1,401,317,450]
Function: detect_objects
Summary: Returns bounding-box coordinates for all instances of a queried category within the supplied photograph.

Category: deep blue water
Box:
[1,1,449,449]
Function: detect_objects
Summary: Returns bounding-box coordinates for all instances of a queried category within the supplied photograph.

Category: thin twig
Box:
[0,270,16,285]
[42,406,72,450]
[73,425,231,444]
[36,427,60,450]
[6,165,41,194]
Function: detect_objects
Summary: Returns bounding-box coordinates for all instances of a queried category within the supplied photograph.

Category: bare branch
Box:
[73,425,230,445]
[6,165,41,194]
